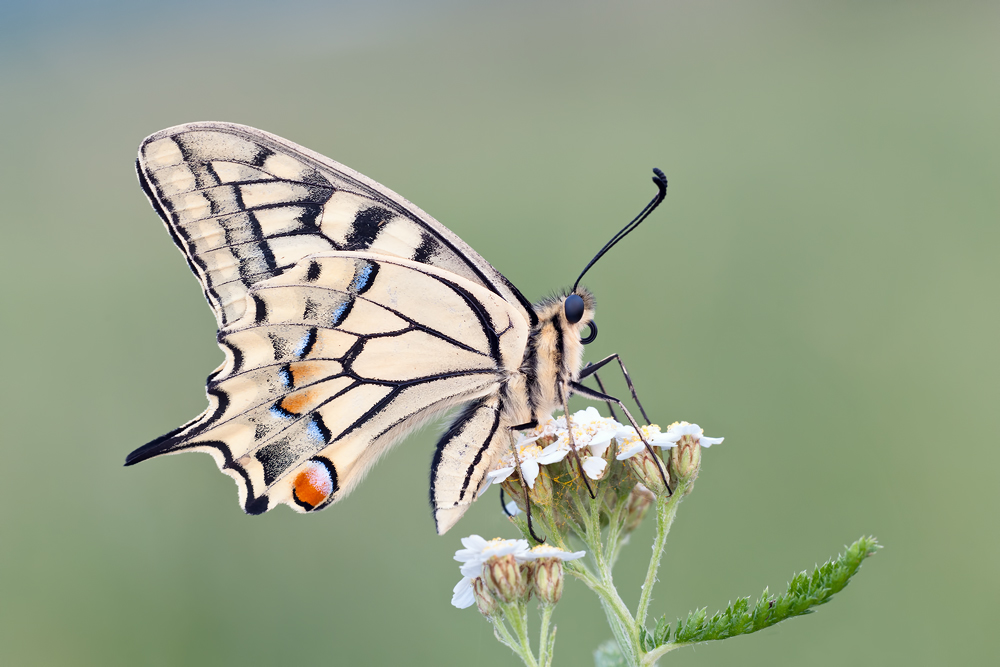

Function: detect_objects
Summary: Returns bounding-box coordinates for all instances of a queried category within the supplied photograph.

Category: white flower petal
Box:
[616,442,646,460]
[451,577,476,609]
[455,535,489,561]
[504,501,523,517]
[523,544,588,561]
[582,456,607,480]
[460,561,484,578]
[521,460,540,488]
[537,443,570,464]
[700,436,724,447]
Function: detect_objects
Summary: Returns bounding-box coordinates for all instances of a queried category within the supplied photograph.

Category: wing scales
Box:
[128,254,529,526]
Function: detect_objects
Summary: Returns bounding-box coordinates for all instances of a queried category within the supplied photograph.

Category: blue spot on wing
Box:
[331,299,354,326]
[293,328,317,358]
[306,419,326,443]
[270,404,294,420]
[351,264,373,292]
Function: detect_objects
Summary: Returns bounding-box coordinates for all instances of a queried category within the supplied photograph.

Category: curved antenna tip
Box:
[652,168,667,188]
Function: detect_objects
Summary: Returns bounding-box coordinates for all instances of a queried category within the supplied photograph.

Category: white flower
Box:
[557,407,621,457]
[451,535,532,609]
[663,422,725,447]
[522,544,587,562]
[483,433,569,490]
[614,424,675,460]
[453,535,530,578]
[542,408,621,480]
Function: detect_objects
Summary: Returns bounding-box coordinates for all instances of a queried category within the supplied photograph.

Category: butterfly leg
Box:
[513,441,547,544]
[579,354,652,425]
[500,487,515,517]
[562,394,598,499]
[589,371,620,422]
[570,381,672,494]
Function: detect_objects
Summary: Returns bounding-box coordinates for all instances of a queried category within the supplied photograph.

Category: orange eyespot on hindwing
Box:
[292,458,338,510]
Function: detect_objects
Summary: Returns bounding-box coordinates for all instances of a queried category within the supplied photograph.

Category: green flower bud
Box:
[623,483,656,533]
[668,434,701,494]
[531,558,565,605]
[626,446,671,496]
[484,553,529,603]
[472,577,500,617]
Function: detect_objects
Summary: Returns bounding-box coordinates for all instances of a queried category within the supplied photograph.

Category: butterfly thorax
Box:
[515,289,596,424]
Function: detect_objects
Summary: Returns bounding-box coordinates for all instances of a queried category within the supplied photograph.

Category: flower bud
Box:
[483,553,529,603]
[668,434,701,494]
[531,558,565,605]
[472,577,500,616]
[626,445,671,496]
[623,483,656,533]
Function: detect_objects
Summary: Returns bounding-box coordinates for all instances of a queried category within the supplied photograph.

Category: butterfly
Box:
[126,122,668,535]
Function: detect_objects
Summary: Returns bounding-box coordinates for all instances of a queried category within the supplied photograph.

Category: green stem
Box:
[641,641,687,665]
[501,602,539,667]
[537,603,554,667]
[490,616,534,666]
[635,485,683,630]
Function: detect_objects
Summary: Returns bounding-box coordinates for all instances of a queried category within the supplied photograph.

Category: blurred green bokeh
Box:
[1,2,996,665]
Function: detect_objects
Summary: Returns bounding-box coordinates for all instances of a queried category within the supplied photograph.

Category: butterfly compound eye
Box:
[564,294,585,324]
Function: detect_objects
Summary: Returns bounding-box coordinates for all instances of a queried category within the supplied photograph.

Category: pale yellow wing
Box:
[137,122,537,329]
[127,253,528,529]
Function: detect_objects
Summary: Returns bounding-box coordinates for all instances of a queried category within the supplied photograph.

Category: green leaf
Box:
[658,536,880,647]
[639,625,655,652]
[654,615,671,646]
[593,639,627,667]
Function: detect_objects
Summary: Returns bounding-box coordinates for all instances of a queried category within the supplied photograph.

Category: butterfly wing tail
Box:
[430,396,512,534]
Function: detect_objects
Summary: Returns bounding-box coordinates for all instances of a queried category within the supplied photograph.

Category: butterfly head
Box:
[563,291,598,344]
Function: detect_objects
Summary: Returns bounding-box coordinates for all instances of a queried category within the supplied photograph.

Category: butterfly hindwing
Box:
[138,122,537,329]
[127,253,529,518]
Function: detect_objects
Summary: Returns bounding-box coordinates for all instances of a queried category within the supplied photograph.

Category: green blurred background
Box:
[1,1,996,665]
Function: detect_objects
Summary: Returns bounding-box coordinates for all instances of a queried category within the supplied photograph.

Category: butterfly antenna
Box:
[573,169,667,291]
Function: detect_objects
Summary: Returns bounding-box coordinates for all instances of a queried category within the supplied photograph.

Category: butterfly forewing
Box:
[138,122,536,329]
[129,253,529,518]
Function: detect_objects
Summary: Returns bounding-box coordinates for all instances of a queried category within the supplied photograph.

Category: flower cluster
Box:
[448,409,726,667]
[486,408,724,508]
[451,535,585,611]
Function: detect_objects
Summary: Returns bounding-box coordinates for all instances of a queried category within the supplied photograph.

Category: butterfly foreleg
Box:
[561,393,598,499]
[579,353,652,425]
[569,381,672,494]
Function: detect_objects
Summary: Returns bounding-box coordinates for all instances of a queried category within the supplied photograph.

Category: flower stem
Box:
[635,484,684,630]
[537,603,555,667]
[641,641,687,665]
[500,602,539,667]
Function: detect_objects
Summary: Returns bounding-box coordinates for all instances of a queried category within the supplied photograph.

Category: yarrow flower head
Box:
[484,431,569,491]
[663,422,724,493]
[662,421,724,447]
[614,423,676,460]
[552,407,621,480]
[451,535,531,609]
[523,544,586,605]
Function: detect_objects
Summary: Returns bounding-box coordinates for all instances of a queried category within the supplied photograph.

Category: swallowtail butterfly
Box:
[126,123,667,534]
